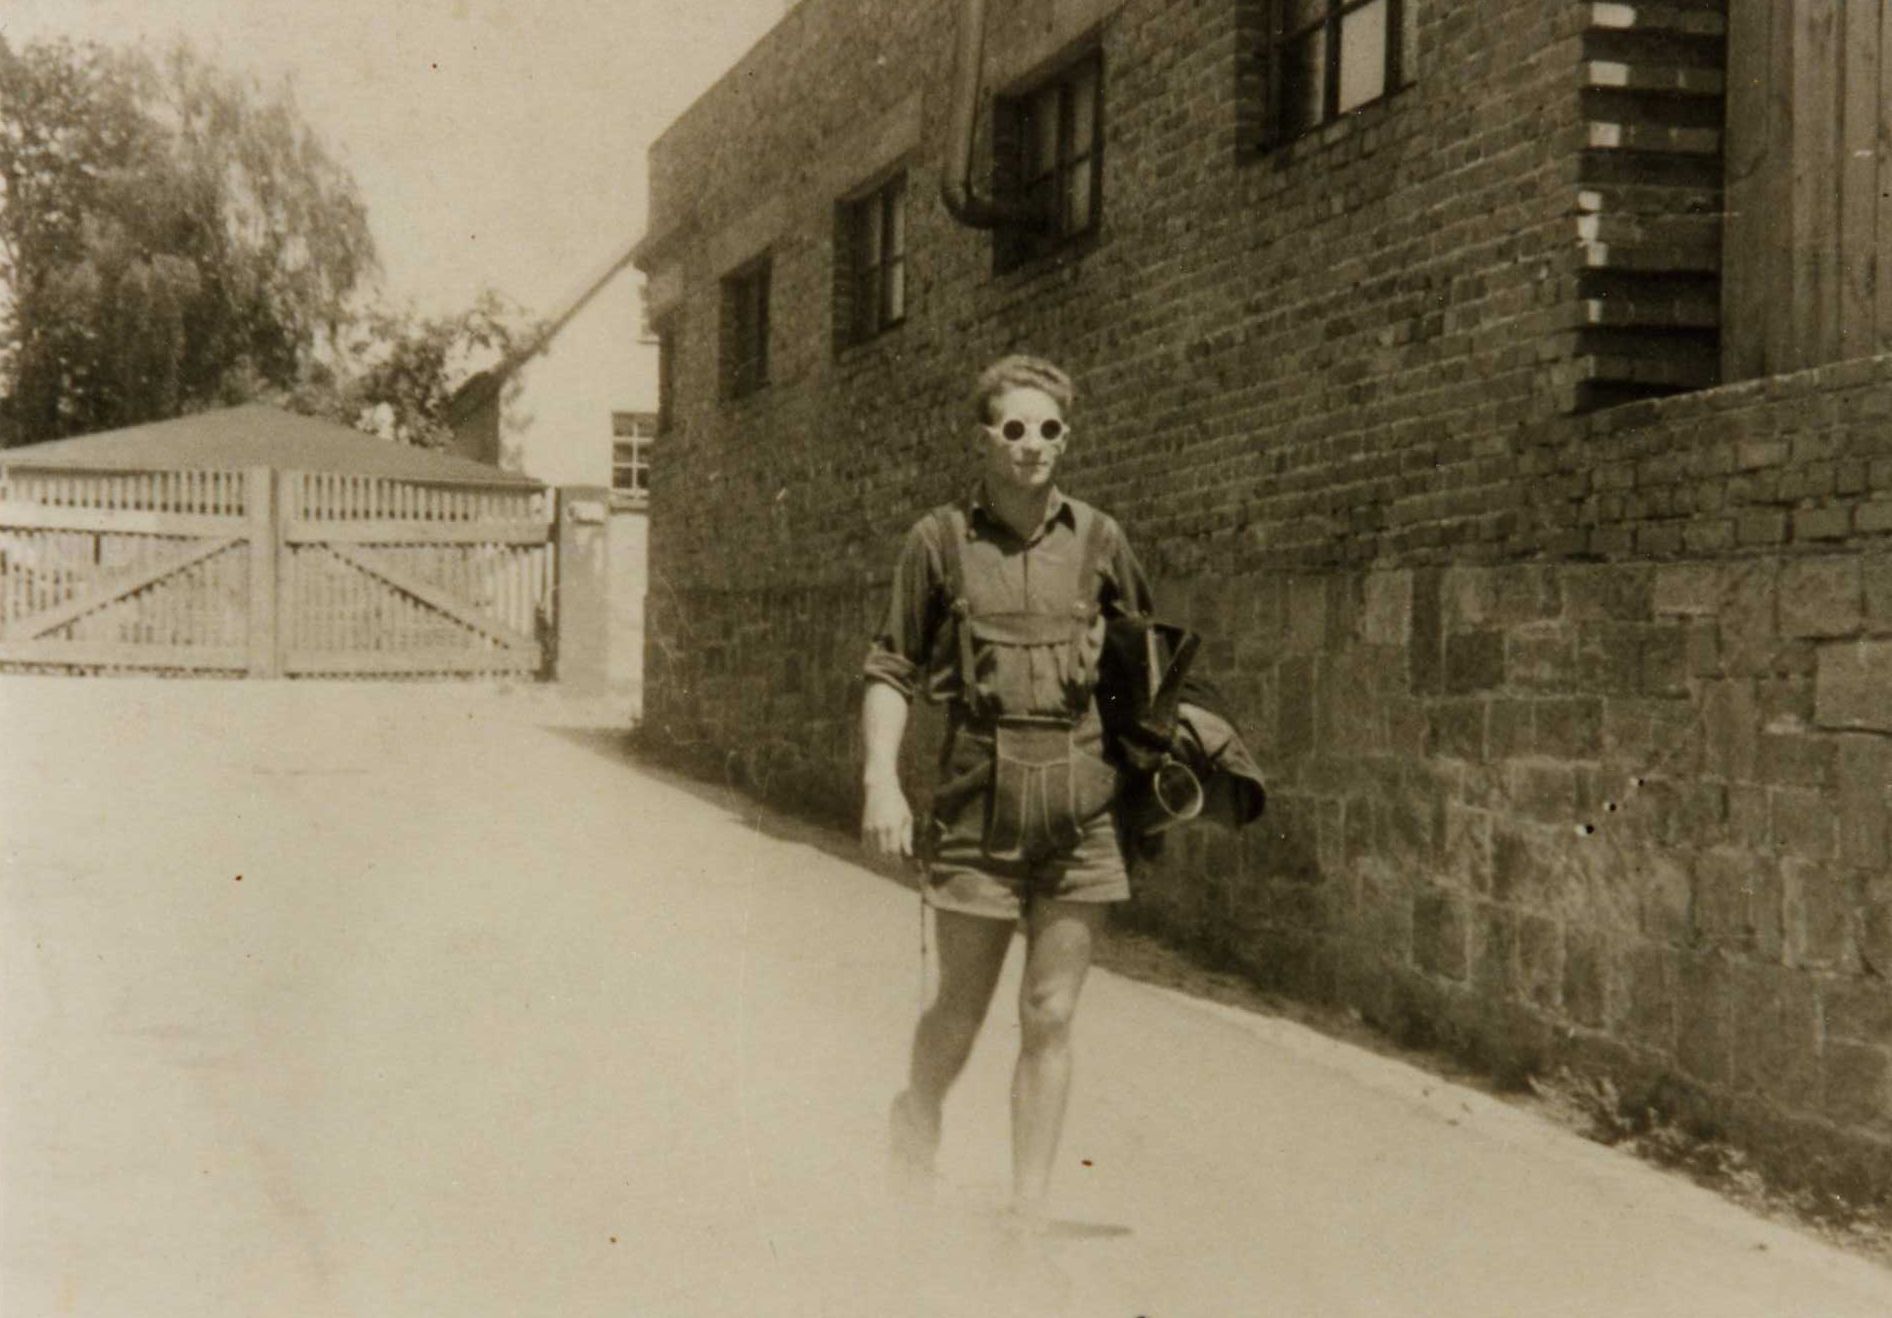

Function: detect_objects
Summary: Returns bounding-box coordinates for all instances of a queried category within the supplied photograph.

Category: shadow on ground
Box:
[543,721,1892,1272]
[549,726,926,894]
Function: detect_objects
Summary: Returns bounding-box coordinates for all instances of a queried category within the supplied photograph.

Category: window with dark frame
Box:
[1269,0,1405,144]
[837,172,908,350]
[995,52,1103,270]
[721,257,771,399]
[611,411,657,501]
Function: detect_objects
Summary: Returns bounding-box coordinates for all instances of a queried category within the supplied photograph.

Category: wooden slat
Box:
[1,537,240,641]
[1581,293,1720,329]
[1584,122,1723,155]
[1840,0,1881,358]
[1762,0,1800,372]
[247,468,277,677]
[1880,0,1892,352]
[277,473,298,668]
[1583,61,1725,96]
[1585,2,1726,38]
[280,518,551,546]
[1722,0,1771,380]
[283,647,539,676]
[0,639,247,670]
[1792,0,1843,370]
[0,466,247,511]
[0,502,245,536]
[320,543,538,651]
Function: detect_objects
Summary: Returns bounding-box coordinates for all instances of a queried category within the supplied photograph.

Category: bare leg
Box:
[1010,898,1107,1215]
[893,908,1014,1175]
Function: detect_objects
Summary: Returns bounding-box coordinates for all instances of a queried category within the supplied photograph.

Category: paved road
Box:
[3,677,1889,1317]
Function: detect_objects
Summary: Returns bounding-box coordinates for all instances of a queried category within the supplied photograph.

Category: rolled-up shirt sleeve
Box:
[862,521,941,701]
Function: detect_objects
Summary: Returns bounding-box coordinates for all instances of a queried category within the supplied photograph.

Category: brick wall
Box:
[635,0,1892,1193]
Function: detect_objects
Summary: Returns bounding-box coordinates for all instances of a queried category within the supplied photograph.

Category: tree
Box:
[297,290,541,449]
[0,36,376,446]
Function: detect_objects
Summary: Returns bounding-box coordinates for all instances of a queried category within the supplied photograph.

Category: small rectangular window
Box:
[995,52,1103,271]
[610,411,656,500]
[1266,0,1405,145]
[836,172,908,350]
[721,257,771,399]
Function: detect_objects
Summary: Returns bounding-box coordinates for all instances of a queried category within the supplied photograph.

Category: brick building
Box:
[634,0,1892,1196]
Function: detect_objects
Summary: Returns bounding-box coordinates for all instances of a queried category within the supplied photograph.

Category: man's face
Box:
[977,385,1067,495]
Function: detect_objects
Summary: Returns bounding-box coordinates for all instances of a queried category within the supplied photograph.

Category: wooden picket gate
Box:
[0,465,554,678]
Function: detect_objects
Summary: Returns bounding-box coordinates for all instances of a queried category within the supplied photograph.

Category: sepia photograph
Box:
[3,1,1892,1314]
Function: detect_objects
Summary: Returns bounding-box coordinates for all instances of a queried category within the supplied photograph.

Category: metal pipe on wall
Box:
[941,0,1039,230]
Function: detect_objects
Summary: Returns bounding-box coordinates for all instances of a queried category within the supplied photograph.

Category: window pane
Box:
[612,441,639,490]
[884,257,905,324]
[1064,156,1093,235]
[1280,29,1325,136]
[861,195,883,268]
[1068,63,1097,157]
[1338,0,1388,113]
[1030,85,1061,176]
[884,183,905,259]
[856,265,881,340]
[1283,0,1328,36]
[1026,173,1058,229]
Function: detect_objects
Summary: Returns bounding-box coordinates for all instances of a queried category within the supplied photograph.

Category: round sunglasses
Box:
[987,417,1067,442]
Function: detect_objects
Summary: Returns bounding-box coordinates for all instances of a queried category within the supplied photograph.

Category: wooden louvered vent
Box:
[1569,1,1728,413]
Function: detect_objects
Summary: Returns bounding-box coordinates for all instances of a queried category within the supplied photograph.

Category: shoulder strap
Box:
[929,503,983,720]
[929,504,968,606]
[1065,503,1115,694]
[1072,503,1114,618]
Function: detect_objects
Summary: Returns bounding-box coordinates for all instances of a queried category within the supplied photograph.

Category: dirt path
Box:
[3,676,1888,1316]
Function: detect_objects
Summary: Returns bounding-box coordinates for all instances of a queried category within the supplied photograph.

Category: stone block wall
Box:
[1129,357,1892,1197]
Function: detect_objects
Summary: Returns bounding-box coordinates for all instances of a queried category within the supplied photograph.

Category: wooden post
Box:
[246,466,278,677]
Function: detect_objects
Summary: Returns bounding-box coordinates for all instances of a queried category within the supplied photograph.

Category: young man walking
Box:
[859,355,1152,1228]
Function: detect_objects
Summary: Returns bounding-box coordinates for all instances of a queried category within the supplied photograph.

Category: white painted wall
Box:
[496,262,657,708]
[499,265,659,488]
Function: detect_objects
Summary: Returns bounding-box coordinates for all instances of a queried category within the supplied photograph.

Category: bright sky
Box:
[1,0,790,318]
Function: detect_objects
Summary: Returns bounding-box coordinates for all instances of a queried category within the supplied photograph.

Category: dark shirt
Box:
[863,485,1154,715]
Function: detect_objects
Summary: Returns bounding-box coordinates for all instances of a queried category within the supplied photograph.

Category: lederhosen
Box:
[923,499,1123,865]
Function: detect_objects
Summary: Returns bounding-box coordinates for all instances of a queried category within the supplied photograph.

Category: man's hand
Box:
[861,778,914,860]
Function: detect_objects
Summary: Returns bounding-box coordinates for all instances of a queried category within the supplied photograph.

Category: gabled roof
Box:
[448,239,643,424]
[0,404,540,486]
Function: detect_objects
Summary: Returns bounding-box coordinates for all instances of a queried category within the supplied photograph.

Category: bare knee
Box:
[1018,989,1077,1056]
[926,990,984,1039]
[921,986,991,1063]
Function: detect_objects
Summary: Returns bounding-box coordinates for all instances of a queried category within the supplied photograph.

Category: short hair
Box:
[972,355,1074,424]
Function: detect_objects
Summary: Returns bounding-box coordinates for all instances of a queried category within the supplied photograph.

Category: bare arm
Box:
[860,680,914,859]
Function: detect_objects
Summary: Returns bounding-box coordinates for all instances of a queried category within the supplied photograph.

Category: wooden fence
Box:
[0,466,554,678]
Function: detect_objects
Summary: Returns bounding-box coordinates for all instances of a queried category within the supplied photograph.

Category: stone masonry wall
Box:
[635,0,1892,1194]
[1134,356,1892,1199]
